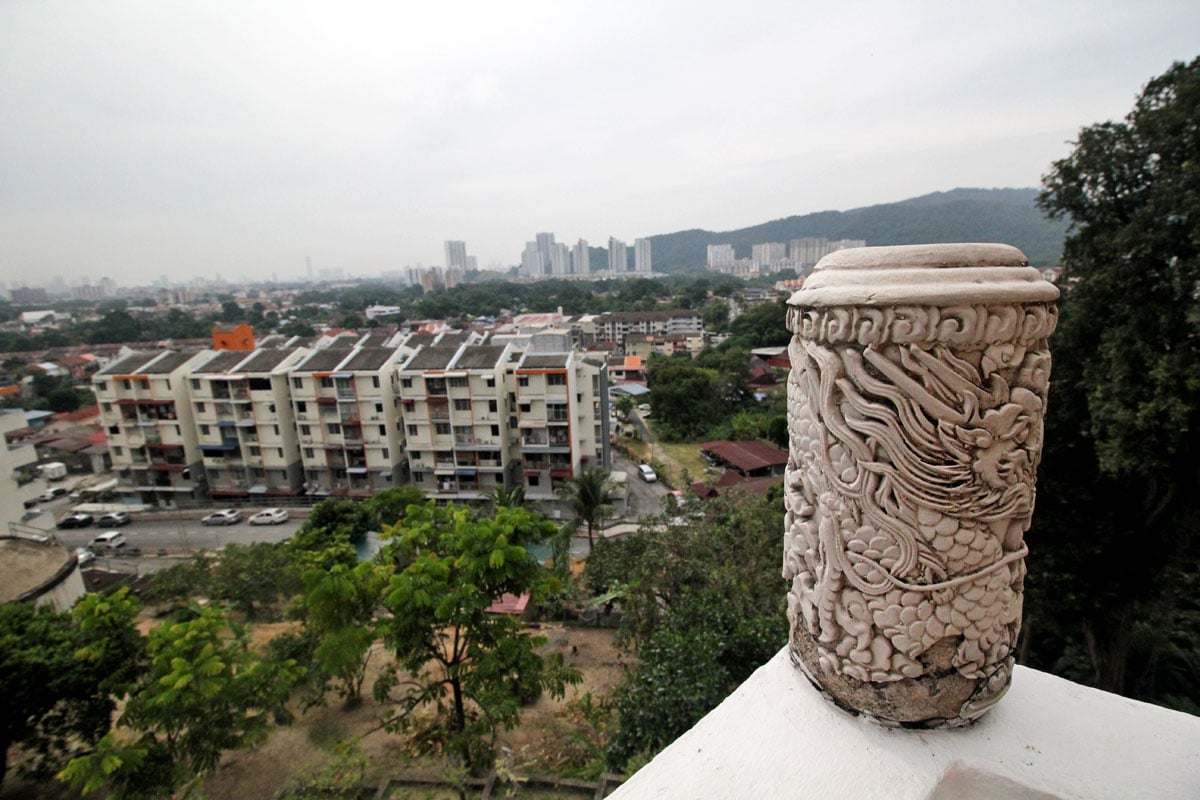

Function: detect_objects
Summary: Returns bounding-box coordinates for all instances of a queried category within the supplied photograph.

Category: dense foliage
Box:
[1025,56,1200,710]
[583,492,787,767]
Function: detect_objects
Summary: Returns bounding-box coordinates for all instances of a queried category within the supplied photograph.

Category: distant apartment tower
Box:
[521,241,544,277]
[572,239,590,275]
[444,240,469,270]
[789,237,867,267]
[93,350,214,508]
[707,244,736,269]
[549,242,570,276]
[752,242,787,269]
[634,238,652,273]
[608,238,628,272]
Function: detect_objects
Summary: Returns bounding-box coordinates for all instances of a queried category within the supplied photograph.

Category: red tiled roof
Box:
[698,440,788,472]
[486,592,530,616]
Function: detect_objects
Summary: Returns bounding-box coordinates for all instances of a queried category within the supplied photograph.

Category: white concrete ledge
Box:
[609,648,1200,799]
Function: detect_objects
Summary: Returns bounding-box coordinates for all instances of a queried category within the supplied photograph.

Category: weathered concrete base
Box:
[608,648,1200,800]
[790,631,1008,727]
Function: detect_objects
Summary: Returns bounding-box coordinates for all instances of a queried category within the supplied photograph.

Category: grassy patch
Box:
[306,717,347,751]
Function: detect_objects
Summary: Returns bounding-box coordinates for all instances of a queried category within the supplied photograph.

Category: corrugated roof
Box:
[97,351,158,375]
[140,351,196,374]
[237,348,300,373]
[340,347,398,372]
[404,346,459,371]
[699,440,788,472]
[520,353,569,369]
[453,345,507,370]
[296,348,353,372]
[193,350,249,374]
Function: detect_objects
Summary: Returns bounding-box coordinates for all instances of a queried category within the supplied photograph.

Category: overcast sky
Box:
[2,1,1197,287]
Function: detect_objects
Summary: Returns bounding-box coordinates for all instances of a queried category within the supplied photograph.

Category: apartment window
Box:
[327,423,341,435]
[113,446,123,456]
[379,425,386,435]
[174,425,180,435]
[277,448,284,457]
[372,376,380,388]
[95,381,107,391]
[269,403,276,413]
[300,425,311,435]
[528,475,540,487]
[121,379,131,389]
[320,377,333,388]
[166,380,171,390]
[413,472,424,483]
[273,425,280,435]
[303,448,314,458]
[102,402,112,413]
[297,401,307,413]
[485,377,495,388]
[190,379,201,390]
[109,425,119,434]
[488,400,497,412]
[519,403,531,413]
[249,446,260,456]
[449,377,468,388]
[491,425,500,436]
[454,399,471,411]
[518,376,529,387]
[509,416,517,429]
[381,448,389,459]
[195,402,206,412]
[292,377,302,389]
[407,424,418,436]
[435,423,451,435]
[548,373,566,386]
[410,451,421,460]
[401,377,412,389]
[375,403,383,413]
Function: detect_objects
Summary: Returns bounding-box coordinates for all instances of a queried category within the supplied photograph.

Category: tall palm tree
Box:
[556,466,615,552]
[490,483,526,509]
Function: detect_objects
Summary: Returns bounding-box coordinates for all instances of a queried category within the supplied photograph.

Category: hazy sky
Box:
[2,1,1198,286]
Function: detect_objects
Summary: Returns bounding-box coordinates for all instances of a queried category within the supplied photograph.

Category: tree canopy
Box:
[1026,56,1200,708]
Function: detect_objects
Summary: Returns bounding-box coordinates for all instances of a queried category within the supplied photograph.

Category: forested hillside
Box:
[647,188,1067,271]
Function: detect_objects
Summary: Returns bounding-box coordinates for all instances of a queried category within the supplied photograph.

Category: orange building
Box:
[212,323,255,351]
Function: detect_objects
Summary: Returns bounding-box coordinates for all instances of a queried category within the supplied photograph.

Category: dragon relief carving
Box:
[784,303,1055,705]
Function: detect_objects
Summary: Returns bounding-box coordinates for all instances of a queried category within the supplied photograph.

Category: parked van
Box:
[89,531,127,550]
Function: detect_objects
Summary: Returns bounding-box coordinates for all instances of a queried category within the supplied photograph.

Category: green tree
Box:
[489,483,527,509]
[365,485,427,530]
[289,498,371,571]
[61,606,302,799]
[209,542,301,620]
[0,590,142,788]
[646,358,724,441]
[303,562,388,707]
[219,300,244,323]
[556,466,615,551]
[613,395,636,420]
[584,493,786,767]
[1028,56,1200,707]
[375,503,580,770]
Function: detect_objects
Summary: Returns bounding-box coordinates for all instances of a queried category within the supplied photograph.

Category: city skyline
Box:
[2,2,1198,285]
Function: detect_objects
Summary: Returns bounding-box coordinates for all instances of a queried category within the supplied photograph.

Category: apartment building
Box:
[397,344,518,501]
[289,347,406,497]
[513,350,610,505]
[580,310,703,345]
[187,347,310,498]
[93,350,213,507]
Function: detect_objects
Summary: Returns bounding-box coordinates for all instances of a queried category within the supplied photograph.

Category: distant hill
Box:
[647,188,1067,272]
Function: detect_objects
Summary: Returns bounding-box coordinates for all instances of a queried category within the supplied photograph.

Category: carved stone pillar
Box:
[784,244,1058,727]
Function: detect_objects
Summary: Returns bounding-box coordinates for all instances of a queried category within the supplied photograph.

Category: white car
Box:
[638,464,658,483]
[89,531,126,550]
[75,546,97,566]
[202,509,243,526]
[249,508,289,525]
[637,403,652,413]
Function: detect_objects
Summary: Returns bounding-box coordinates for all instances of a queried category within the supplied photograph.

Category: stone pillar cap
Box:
[791,243,1060,308]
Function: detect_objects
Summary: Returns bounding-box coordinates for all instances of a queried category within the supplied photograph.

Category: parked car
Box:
[96,511,131,527]
[638,403,652,413]
[39,486,68,502]
[57,513,95,529]
[21,508,47,522]
[75,546,97,566]
[638,464,658,483]
[202,509,243,526]
[89,531,127,550]
[249,508,289,526]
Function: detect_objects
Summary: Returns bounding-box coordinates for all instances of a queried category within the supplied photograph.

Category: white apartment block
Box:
[549,242,570,276]
[93,350,214,507]
[513,350,610,505]
[583,311,704,344]
[707,243,736,269]
[289,346,407,497]
[397,343,519,501]
[187,348,310,499]
[572,238,590,275]
[634,238,653,273]
[608,237,628,272]
[444,240,468,270]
